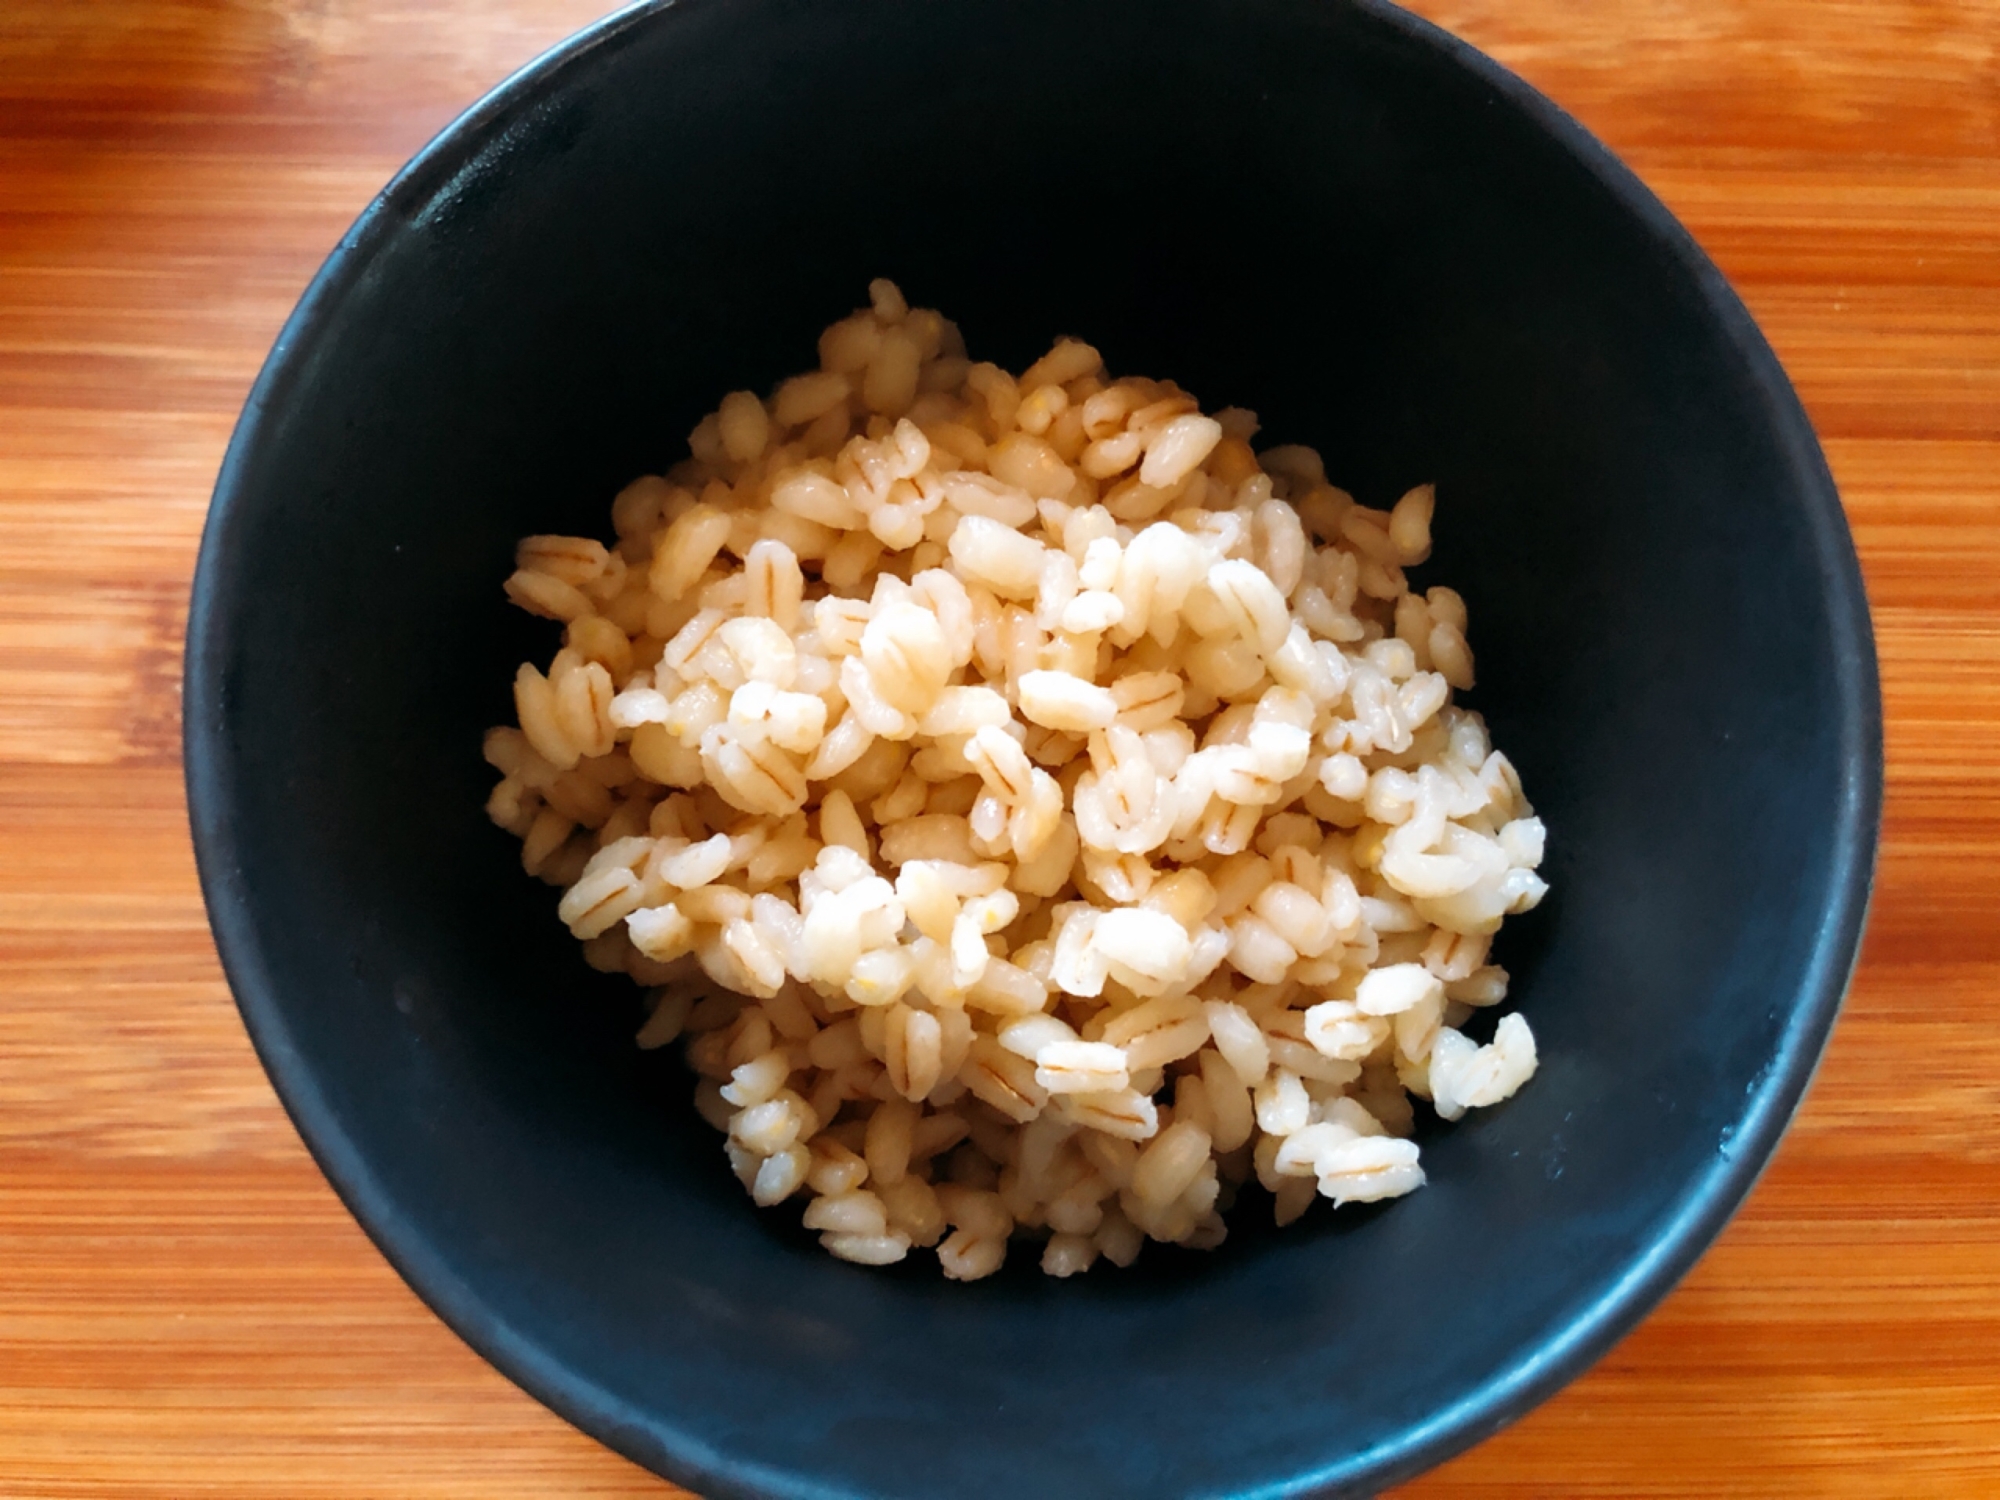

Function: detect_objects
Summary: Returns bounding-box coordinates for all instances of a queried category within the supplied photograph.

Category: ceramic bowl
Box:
[186,2,1881,1494]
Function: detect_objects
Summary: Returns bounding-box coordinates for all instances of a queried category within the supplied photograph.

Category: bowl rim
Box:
[184,1,1885,1495]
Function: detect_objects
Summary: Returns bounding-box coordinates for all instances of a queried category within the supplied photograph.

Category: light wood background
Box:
[2,1,1995,1494]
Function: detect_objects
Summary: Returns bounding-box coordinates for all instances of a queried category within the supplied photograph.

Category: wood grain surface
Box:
[2,1,1996,1494]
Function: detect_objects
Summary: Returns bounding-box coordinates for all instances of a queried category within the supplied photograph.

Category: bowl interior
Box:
[187,1,1878,1496]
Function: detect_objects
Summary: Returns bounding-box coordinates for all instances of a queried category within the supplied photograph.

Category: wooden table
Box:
[3,1,1995,1494]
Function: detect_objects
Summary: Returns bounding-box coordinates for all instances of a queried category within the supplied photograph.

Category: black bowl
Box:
[185,1,1881,1495]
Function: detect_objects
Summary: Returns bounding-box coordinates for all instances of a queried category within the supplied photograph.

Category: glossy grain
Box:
[1,1,1994,1495]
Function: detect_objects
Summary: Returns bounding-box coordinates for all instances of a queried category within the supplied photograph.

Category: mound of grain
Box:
[484,281,1546,1278]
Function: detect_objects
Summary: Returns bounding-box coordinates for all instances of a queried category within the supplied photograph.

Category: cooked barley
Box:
[486,283,1549,1280]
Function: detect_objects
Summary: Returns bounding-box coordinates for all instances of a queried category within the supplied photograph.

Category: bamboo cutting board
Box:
[2,1,1996,1494]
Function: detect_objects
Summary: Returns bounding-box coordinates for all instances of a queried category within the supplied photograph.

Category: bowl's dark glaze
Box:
[185,1,1881,1495]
